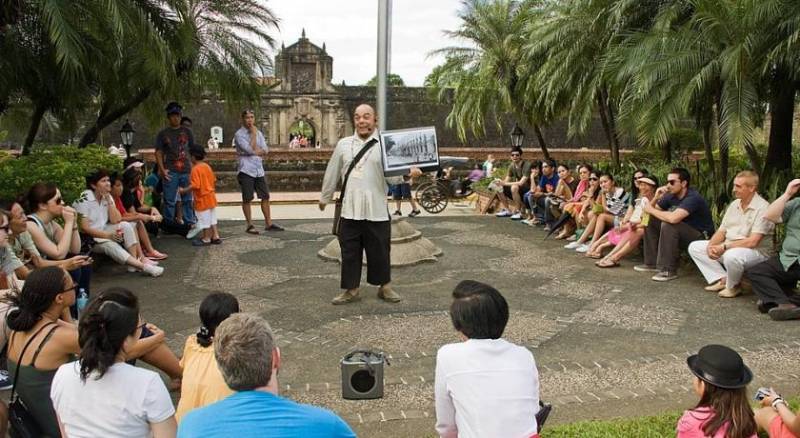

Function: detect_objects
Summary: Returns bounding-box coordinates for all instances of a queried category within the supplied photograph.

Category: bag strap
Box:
[31,325,59,368]
[9,322,57,401]
[337,138,378,204]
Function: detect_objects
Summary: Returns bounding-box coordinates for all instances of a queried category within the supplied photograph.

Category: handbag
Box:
[8,322,57,438]
[332,139,378,236]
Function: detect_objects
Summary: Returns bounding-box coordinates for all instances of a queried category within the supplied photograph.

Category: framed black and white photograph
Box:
[379,126,440,176]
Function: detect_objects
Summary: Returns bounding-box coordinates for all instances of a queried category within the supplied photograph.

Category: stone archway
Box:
[289,118,316,147]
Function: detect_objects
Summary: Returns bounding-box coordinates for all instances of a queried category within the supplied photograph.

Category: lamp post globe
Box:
[510,123,525,148]
[120,119,135,158]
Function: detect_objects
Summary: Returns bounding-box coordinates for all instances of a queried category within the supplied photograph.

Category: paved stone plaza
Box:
[91,216,800,436]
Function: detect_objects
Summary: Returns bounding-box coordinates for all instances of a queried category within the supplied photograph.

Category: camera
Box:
[754,387,771,401]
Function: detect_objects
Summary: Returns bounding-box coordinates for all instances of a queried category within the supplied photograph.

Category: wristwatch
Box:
[772,397,786,409]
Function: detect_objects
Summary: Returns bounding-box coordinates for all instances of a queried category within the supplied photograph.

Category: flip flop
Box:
[246,225,260,235]
[596,258,620,268]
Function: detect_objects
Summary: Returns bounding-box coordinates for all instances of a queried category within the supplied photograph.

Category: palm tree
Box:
[428,0,551,158]
[78,0,280,146]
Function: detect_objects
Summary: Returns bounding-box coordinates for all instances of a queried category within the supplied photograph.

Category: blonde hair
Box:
[735,170,759,187]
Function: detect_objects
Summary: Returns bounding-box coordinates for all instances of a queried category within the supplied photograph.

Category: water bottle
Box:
[76,288,89,317]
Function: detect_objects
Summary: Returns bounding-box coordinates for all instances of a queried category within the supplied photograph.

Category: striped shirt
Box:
[605,187,630,216]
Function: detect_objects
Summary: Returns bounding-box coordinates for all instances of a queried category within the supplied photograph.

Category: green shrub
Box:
[0,145,123,204]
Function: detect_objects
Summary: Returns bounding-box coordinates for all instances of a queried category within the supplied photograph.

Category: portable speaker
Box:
[341,350,385,400]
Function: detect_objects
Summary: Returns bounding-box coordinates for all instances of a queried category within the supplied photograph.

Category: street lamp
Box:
[120,119,135,158]
[510,123,525,148]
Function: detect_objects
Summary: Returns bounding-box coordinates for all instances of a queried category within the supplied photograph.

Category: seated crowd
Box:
[494,147,800,322]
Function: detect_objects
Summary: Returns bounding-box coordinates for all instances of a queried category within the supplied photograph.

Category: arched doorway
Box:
[289,119,316,148]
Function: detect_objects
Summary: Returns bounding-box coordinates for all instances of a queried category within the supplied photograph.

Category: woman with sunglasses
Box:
[595,176,659,267]
[4,266,80,437]
[24,183,93,306]
[0,198,90,281]
[51,291,176,438]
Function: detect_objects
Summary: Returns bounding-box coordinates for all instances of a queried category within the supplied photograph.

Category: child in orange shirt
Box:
[181,146,220,246]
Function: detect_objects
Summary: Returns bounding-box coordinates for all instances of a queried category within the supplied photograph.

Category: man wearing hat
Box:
[155,101,196,228]
[688,170,773,298]
[745,178,800,320]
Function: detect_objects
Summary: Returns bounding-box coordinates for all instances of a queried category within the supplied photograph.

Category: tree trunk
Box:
[702,121,717,195]
[661,141,672,162]
[763,69,796,181]
[78,89,151,147]
[22,103,47,155]
[596,92,620,168]
[532,123,550,161]
[604,92,622,169]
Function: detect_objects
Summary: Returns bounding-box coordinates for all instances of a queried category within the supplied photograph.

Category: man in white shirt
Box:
[435,280,540,438]
[688,171,773,298]
[319,104,421,305]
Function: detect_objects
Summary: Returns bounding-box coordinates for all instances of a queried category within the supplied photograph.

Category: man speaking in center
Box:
[320,104,422,305]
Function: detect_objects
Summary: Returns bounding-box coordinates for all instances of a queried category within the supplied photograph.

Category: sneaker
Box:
[408,210,421,218]
[521,219,533,226]
[332,289,361,305]
[564,241,581,249]
[633,264,659,272]
[142,264,164,277]
[186,225,204,240]
[377,287,402,303]
[393,210,403,216]
[768,305,800,321]
[495,209,511,217]
[575,244,590,253]
[717,287,741,298]
[704,281,726,292]
[566,234,578,241]
[757,300,778,314]
[652,271,678,282]
[127,266,138,273]
[140,257,158,266]
[0,370,12,391]
[510,213,523,220]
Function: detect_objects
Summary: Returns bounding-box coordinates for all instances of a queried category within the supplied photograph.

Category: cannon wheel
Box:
[416,182,449,214]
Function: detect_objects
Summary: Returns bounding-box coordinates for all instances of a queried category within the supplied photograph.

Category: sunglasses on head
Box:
[589,177,599,181]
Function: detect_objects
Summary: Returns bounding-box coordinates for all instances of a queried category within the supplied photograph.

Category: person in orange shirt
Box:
[180,146,221,246]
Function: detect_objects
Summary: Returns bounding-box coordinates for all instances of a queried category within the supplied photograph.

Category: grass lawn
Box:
[539,399,799,438]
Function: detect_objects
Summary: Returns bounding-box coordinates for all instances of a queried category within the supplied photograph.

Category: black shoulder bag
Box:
[332,139,378,236]
[9,322,58,438]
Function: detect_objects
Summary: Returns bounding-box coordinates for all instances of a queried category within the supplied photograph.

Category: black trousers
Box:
[338,218,391,290]
[745,256,800,306]
[643,216,704,272]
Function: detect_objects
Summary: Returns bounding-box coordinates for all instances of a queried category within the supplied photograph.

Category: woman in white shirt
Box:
[435,280,541,438]
[50,295,176,438]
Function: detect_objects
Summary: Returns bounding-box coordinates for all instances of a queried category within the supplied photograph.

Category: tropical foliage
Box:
[0,0,279,153]
[430,0,800,192]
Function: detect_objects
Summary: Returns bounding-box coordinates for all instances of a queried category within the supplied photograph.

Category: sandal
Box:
[596,258,620,268]
[246,225,260,235]
[586,251,603,259]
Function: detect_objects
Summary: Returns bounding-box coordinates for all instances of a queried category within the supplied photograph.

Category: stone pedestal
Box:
[318,218,442,266]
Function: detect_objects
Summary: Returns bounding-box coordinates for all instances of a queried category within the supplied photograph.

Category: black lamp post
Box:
[120,119,135,158]
[510,123,525,148]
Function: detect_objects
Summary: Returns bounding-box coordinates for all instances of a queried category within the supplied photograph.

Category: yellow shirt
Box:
[175,335,234,422]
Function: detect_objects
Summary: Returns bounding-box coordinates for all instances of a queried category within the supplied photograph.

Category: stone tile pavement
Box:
[87,215,800,437]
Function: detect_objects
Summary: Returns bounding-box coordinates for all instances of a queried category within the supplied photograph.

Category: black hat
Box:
[165,101,183,115]
[687,345,752,389]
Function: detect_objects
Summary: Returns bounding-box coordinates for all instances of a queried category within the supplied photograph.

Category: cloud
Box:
[267,0,463,86]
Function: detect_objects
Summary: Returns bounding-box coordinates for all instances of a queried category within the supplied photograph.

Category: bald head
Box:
[354,104,378,140]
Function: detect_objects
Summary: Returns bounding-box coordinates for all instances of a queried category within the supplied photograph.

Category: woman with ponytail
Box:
[175,292,239,421]
[50,294,177,437]
[5,266,80,437]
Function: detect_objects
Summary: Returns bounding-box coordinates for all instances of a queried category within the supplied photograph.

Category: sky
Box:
[266,0,464,86]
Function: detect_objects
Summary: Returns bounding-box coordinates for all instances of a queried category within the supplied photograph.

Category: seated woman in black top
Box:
[118,168,167,260]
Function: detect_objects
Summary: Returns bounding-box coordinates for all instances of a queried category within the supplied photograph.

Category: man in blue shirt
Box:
[527,159,559,225]
[234,109,283,234]
[640,167,715,282]
[179,313,355,438]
